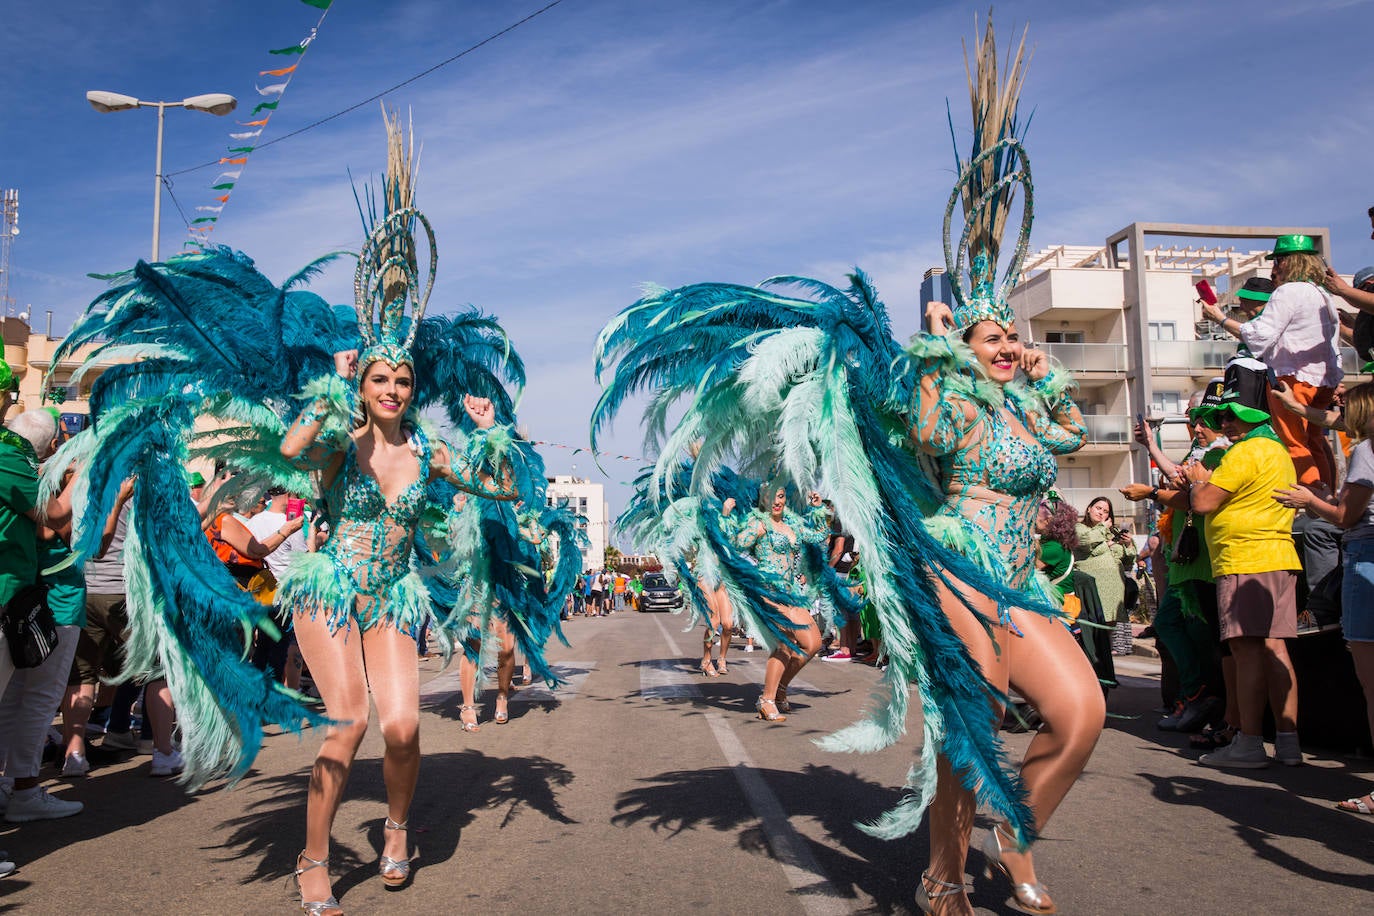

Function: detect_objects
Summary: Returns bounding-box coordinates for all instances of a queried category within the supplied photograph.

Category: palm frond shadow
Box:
[611,762,936,913]
[208,749,576,895]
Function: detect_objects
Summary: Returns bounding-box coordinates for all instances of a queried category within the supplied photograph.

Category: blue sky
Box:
[3,0,1373,531]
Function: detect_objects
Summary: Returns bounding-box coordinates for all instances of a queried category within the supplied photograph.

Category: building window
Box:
[1151,391,1182,415]
[578,497,588,512]
[1045,330,1085,344]
[1148,321,1177,341]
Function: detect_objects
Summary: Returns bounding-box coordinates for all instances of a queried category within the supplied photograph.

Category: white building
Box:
[994,221,1365,526]
[545,475,608,572]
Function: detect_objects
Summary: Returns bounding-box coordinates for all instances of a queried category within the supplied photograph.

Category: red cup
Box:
[286,497,305,519]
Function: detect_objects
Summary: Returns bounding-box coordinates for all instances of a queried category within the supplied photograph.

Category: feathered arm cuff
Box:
[283,375,354,468]
[799,505,831,545]
[445,424,520,500]
[1013,363,1086,455]
[903,334,988,456]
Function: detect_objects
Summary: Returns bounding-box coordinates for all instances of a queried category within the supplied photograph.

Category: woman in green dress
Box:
[1075,497,1137,655]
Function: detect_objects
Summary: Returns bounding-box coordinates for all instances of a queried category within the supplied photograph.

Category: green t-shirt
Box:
[1039,539,1074,600]
[39,537,85,626]
[0,435,39,607]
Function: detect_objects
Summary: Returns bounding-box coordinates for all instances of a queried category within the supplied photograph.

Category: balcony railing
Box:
[1079,414,1132,444]
[1053,487,1149,525]
[1040,342,1131,373]
[1151,340,1367,375]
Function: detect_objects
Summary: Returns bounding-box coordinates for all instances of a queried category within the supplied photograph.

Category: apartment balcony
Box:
[1080,413,1132,445]
[1151,341,1368,376]
[1042,342,1131,374]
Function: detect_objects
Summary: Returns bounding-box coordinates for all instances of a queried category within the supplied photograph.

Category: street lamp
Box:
[86,90,238,261]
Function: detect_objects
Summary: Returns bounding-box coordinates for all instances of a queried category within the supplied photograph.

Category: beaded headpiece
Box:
[942,17,1034,334]
[354,107,431,373]
[354,206,435,372]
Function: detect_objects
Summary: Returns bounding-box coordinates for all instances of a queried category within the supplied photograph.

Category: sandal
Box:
[775,686,791,714]
[378,816,411,889]
[494,695,509,725]
[715,660,728,675]
[459,705,481,733]
[915,871,965,914]
[982,825,1056,915]
[1336,794,1374,816]
[295,851,343,915]
[755,697,787,722]
[700,661,720,677]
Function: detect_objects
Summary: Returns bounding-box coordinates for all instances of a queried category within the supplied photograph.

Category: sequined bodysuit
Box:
[910,335,1085,606]
[728,506,830,601]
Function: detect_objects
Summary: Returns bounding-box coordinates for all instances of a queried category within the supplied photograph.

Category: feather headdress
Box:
[945,14,1034,332]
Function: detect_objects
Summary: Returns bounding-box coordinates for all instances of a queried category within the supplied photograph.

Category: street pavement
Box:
[1,610,1371,914]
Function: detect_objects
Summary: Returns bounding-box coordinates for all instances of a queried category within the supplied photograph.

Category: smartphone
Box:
[286,497,305,520]
[1136,412,1144,427]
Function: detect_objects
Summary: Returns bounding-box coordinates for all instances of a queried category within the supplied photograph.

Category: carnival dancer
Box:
[593,17,1100,914]
[49,114,532,916]
[720,484,829,719]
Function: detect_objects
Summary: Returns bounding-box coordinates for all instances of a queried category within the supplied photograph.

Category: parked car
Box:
[638,572,684,613]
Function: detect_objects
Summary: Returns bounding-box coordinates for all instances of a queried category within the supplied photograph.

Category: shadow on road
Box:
[209,749,576,899]
[1140,770,1374,890]
[610,761,1028,914]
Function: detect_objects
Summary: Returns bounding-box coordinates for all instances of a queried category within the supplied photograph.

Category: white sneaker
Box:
[149,749,184,777]
[1199,734,1270,769]
[4,787,84,822]
[60,753,90,778]
[0,858,14,878]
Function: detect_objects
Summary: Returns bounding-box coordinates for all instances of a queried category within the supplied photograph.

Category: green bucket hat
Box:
[1211,358,1271,425]
[1265,234,1319,260]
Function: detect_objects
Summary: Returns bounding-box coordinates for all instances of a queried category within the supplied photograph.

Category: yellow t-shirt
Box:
[1204,433,1300,576]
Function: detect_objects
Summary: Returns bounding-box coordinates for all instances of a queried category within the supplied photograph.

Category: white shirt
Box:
[244,509,306,579]
[1237,281,1343,388]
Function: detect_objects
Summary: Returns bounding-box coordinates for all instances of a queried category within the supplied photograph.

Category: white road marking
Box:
[640,658,702,699]
[656,611,849,912]
[705,712,853,915]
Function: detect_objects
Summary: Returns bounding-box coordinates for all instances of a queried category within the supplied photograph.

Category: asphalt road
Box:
[1,610,1371,914]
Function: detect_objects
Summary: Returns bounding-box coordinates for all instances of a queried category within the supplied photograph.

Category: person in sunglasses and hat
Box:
[1202,235,1342,490]
[1182,361,1303,768]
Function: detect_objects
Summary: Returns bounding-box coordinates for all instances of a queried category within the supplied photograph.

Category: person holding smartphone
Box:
[1201,235,1342,489]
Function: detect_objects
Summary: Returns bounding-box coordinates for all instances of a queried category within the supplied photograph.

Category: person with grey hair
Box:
[0,408,82,825]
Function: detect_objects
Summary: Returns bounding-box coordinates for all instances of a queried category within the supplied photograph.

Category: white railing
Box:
[1153,340,1367,375]
[1040,342,1131,373]
[1080,414,1132,444]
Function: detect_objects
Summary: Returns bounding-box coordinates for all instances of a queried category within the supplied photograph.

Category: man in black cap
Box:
[1181,360,1303,768]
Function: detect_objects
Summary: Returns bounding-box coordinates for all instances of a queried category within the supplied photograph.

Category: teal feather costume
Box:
[591,20,1083,845]
[49,132,534,789]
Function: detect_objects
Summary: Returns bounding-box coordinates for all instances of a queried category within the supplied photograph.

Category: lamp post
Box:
[86,90,238,261]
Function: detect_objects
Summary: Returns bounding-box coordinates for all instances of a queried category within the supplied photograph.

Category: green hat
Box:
[1265,234,1319,259]
[1212,358,1271,425]
[1190,377,1226,425]
[0,359,11,393]
[187,470,206,488]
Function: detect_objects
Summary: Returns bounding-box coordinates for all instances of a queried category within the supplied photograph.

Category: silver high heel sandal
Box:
[915,871,965,914]
[982,825,1056,915]
[379,816,411,889]
[459,704,481,733]
[294,851,343,915]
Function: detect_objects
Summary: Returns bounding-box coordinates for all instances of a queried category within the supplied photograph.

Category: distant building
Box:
[545,475,608,571]
[920,267,956,309]
[994,221,1364,525]
[3,315,114,427]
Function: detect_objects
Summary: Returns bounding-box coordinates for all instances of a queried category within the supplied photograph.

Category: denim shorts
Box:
[1342,538,1374,642]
